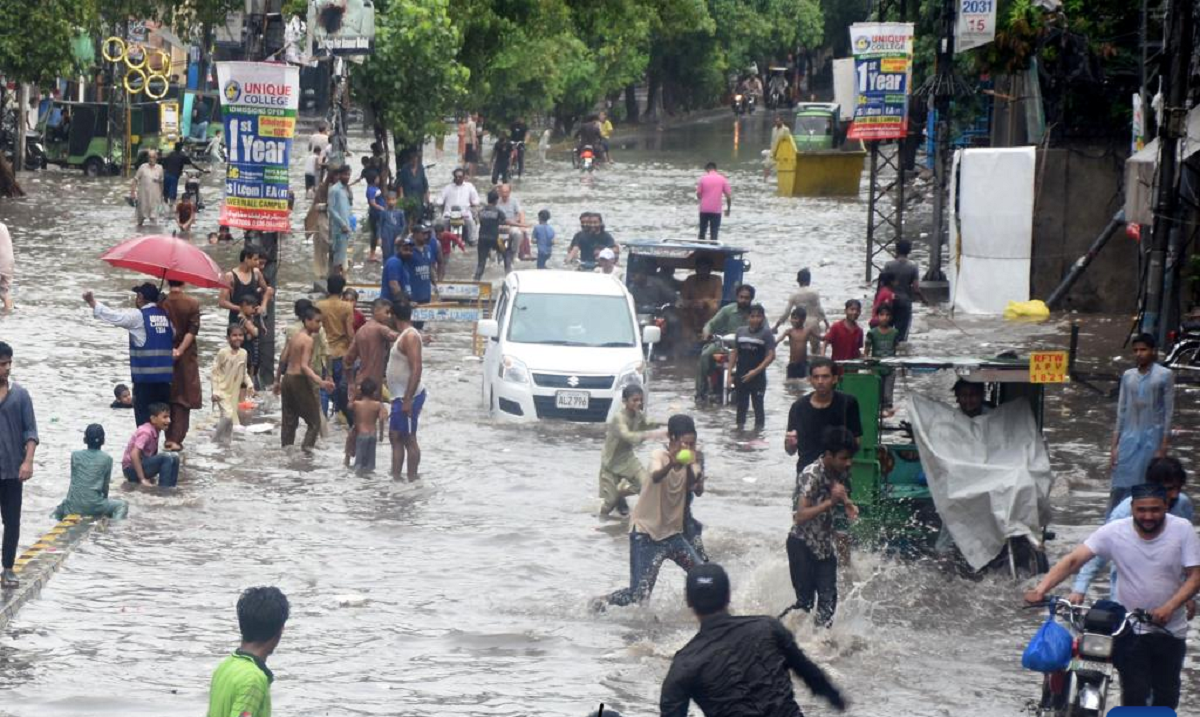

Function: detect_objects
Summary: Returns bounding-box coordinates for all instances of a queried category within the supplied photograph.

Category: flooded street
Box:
[0,111,1196,716]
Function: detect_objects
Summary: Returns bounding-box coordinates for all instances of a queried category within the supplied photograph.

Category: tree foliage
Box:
[356,0,468,147]
[0,0,93,85]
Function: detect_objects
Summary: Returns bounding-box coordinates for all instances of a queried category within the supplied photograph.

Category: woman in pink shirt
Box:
[696,162,731,242]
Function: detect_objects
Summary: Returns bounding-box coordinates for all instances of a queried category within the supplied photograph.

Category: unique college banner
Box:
[217,62,299,232]
[846,23,915,141]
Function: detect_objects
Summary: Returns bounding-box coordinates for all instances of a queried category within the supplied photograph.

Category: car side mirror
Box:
[477,319,498,339]
[643,325,662,345]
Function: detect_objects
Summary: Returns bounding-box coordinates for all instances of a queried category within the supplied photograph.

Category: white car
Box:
[477,270,661,422]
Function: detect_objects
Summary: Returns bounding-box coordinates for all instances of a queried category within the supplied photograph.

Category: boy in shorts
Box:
[779,307,810,381]
[346,377,388,474]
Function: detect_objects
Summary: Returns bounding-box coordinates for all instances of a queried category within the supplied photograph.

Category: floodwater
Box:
[0,110,1195,716]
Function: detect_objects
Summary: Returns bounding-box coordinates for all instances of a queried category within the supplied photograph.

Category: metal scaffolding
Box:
[864,141,905,282]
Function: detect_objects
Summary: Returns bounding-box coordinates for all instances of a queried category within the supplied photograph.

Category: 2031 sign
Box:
[961,0,992,12]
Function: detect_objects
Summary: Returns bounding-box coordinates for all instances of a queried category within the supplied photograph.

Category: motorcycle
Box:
[703,333,736,405]
[1026,596,1155,717]
[1164,316,1200,371]
[445,205,472,246]
[1,130,45,171]
[577,144,596,172]
[731,94,756,117]
[183,169,205,210]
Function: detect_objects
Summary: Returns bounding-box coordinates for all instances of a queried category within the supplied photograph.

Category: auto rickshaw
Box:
[835,354,1066,578]
[622,239,750,359]
[38,99,170,175]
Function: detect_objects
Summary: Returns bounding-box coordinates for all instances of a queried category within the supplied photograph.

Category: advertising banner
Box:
[217,62,299,232]
[847,23,914,141]
[308,0,376,56]
[955,0,997,52]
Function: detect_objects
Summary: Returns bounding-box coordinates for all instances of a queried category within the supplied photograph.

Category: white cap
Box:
[598,248,616,261]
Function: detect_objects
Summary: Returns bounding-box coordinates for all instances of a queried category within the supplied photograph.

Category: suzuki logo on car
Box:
[567,376,580,387]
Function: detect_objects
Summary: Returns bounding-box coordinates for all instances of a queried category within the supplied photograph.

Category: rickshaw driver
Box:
[953,379,989,418]
[679,257,722,341]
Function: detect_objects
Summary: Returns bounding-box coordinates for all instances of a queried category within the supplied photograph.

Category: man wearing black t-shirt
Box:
[784,357,862,473]
[566,212,617,265]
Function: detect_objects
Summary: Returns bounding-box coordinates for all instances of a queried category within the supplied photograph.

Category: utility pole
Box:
[922,0,957,294]
[1140,0,1194,343]
[246,0,286,389]
[863,0,909,284]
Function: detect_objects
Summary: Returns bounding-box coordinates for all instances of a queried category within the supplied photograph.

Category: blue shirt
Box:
[407,243,436,303]
[533,223,555,255]
[0,382,38,481]
[328,183,352,235]
[1072,492,1195,596]
[378,209,406,252]
[366,185,383,213]
[381,256,410,302]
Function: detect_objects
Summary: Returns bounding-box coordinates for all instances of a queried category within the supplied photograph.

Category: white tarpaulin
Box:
[907,394,1054,571]
[948,146,1036,314]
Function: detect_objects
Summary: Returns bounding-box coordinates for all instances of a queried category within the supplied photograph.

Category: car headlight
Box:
[501,355,530,385]
[615,361,645,391]
[1078,633,1112,660]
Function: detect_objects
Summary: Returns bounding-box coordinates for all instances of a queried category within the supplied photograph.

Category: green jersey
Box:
[208,651,274,717]
[704,303,751,337]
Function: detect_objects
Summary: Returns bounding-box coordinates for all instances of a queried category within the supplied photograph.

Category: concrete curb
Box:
[0,515,103,631]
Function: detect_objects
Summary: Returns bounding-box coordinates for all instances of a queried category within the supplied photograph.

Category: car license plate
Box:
[555,390,589,410]
[1069,658,1111,676]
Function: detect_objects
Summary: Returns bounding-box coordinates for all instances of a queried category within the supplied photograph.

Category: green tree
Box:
[0,0,94,86]
[356,0,469,151]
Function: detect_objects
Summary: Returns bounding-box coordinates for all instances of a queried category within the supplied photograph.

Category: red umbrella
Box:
[100,235,228,289]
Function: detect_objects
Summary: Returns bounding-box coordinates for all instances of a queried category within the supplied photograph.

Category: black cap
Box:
[131,282,161,303]
[411,222,431,234]
[685,563,730,615]
[1131,483,1168,501]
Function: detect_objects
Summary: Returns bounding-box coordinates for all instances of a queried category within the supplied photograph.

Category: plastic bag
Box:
[1004,300,1050,321]
[1021,612,1073,672]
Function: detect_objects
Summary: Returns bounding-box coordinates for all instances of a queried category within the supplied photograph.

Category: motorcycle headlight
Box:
[1077,634,1112,661]
[500,355,530,385]
[734,94,743,101]
[615,361,645,391]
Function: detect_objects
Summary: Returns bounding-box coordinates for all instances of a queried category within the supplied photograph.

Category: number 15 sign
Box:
[956,0,997,53]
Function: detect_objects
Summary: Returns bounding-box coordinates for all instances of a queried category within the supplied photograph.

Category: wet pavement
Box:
[0,110,1195,716]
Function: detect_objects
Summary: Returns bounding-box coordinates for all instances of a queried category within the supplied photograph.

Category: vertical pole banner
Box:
[217,62,299,232]
[955,0,997,53]
[847,23,915,142]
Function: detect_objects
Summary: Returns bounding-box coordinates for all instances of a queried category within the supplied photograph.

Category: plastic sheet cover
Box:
[948,147,1036,314]
[907,394,1054,571]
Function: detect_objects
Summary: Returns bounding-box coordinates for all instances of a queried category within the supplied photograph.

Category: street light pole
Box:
[923,0,956,291]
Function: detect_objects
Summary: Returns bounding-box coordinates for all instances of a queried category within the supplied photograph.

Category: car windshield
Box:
[507,293,636,347]
[795,116,832,135]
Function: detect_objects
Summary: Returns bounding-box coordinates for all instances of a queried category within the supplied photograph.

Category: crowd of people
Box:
[0,111,1191,717]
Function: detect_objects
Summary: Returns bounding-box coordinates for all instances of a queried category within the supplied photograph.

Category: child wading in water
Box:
[211,324,252,442]
[346,377,389,473]
[866,303,900,416]
[53,424,128,519]
[778,307,810,382]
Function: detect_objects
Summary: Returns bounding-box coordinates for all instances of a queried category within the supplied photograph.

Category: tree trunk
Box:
[644,70,662,124]
[624,84,639,124]
[15,84,28,174]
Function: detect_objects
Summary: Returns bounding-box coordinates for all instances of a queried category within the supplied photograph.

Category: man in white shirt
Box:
[438,168,480,246]
[1025,483,1200,709]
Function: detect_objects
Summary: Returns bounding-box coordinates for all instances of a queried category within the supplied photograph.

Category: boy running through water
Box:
[207,586,289,717]
[779,307,810,381]
[122,402,180,487]
[346,378,388,474]
[597,414,707,610]
[728,304,776,432]
[865,303,899,416]
[598,385,665,518]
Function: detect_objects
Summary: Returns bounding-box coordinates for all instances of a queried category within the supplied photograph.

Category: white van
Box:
[476,270,660,422]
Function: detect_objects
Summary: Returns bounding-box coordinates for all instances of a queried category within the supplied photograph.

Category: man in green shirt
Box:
[696,284,757,400]
[599,385,666,517]
[208,586,290,717]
